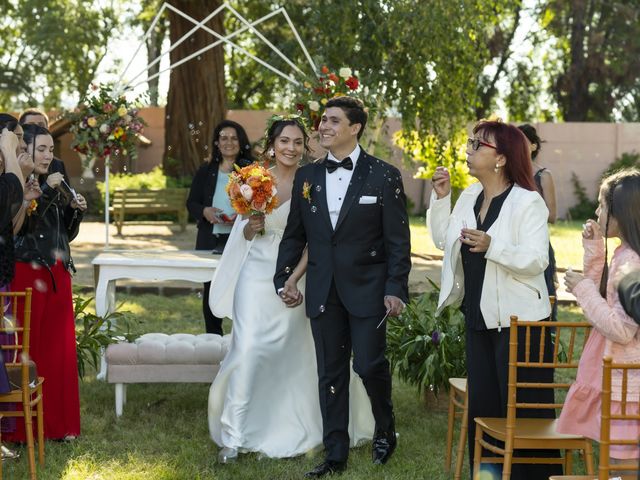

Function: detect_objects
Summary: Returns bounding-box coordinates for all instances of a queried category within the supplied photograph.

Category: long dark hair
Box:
[598,168,640,297]
[22,124,52,181]
[0,113,19,132]
[262,116,310,160]
[518,124,543,161]
[210,120,253,166]
[473,120,536,191]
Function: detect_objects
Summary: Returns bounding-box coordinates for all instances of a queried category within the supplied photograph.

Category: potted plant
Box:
[387,279,466,407]
[74,295,141,379]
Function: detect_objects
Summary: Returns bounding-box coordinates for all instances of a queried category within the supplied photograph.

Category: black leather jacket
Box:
[14,179,83,281]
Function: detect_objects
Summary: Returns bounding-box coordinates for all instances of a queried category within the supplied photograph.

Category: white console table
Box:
[92,250,220,379]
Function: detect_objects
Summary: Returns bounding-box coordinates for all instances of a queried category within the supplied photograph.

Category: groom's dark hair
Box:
[325,96,367,140]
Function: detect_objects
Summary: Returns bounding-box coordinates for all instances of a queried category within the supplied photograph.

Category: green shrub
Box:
[74,295,142,379]
[386,279,466,395]
[93,166,192,217]
[567,172,599,221]
[568,151,640,221]
[602,151,640,178]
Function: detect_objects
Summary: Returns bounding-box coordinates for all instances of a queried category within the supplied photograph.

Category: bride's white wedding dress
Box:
[208,200,375,458]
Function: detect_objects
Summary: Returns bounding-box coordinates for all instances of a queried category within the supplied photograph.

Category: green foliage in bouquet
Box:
[67,83,146,165]
[74,295,142,379]
[294,65,366,130]
[387,279,466,396]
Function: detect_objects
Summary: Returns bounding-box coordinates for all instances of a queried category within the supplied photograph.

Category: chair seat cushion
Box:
[475,417,586,441]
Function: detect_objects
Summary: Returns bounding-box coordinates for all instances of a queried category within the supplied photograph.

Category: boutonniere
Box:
[26,199,38,216]
[302,180,312,203]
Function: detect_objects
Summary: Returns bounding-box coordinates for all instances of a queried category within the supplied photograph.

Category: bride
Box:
[207,115,374,463]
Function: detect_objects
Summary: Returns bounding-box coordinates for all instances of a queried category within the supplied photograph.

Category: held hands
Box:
[46,172,64,189]
[582,219,602,240]
[431,166,451,199]
[280,278,303,308]
[460,228,491,253]
[71,193,87,211]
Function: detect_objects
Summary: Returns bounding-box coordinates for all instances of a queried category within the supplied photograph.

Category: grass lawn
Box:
[4,294,593,479]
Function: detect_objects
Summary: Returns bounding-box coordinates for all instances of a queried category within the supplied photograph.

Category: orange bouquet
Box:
[226,162,278,232]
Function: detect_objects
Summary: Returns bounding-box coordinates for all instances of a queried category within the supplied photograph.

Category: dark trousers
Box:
[309,281,393,463]
[466,326,563,480]
[198,233,229,335]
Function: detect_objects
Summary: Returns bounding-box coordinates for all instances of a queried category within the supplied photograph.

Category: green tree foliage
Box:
[0,0,116,110]
[225,1,522,140]
[538,0,640,121]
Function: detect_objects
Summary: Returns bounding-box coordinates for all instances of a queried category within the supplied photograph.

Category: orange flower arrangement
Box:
[226,162,278,217]
[25,199,38,216]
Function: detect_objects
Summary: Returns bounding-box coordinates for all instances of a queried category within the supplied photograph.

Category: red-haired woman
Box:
[427,120,560,479]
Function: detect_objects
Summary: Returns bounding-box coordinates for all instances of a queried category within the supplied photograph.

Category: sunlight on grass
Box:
[61,456,181,480]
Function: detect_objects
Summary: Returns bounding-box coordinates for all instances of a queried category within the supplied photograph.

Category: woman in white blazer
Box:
[427,120,561,480]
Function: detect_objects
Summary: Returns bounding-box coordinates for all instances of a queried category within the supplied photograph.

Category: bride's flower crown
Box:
[264,113,308,140]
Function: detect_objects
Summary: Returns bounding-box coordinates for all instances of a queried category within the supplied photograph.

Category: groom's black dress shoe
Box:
[304,460,347,477]
[372,430,397,465]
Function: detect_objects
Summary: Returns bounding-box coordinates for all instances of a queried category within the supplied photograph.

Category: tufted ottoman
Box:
[105,333,231,417]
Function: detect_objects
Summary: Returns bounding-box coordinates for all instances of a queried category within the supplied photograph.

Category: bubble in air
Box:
[34,279,47,293]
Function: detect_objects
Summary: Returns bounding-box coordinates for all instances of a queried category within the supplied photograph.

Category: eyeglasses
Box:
[467,138,497,151]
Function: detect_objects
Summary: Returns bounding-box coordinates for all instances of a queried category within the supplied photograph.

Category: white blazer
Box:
[427,182,551,330]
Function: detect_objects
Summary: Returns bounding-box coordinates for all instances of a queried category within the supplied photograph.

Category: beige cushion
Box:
[105,333,231,384]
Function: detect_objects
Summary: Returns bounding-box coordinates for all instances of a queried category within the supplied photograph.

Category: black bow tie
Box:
[325,157,353,173]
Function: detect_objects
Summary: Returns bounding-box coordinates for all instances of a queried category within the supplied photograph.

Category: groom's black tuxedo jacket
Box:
[274,149,411,318]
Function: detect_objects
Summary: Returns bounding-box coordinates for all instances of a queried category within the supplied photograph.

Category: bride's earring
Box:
[268,148,275,158]
[494,164,501,174]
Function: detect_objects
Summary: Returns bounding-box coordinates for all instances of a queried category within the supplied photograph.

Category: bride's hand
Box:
[243,213,265,240]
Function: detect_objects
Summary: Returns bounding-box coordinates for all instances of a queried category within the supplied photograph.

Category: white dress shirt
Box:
[325,144,360,229]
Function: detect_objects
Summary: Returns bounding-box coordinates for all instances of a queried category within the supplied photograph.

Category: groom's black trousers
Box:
[309,281,393,463]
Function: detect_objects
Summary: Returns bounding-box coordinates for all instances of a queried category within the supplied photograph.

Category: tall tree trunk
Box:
[146,17,168,107]
[561,0,590,121]
[164,0,226,178]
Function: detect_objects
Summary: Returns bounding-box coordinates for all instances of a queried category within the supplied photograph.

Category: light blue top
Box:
[212,171,233,235]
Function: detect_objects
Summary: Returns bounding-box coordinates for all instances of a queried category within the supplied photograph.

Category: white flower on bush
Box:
[240,184,253,201]
[308,100,320,112]
[339,67,352,79]
[99,123,110,134]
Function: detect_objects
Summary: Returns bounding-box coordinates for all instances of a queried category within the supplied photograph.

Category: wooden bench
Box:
[109,188,188,235]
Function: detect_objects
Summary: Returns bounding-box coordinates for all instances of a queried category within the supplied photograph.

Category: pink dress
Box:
[557,240,640,459]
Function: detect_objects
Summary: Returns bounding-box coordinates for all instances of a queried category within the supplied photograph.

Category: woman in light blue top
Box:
[187,120,253,334]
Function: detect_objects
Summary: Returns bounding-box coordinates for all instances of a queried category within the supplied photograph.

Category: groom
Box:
[274,97,411,477]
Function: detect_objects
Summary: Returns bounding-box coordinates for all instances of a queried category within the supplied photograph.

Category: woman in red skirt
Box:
[9,124,86,441]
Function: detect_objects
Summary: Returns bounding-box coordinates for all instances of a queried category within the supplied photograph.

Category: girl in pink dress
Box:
[558,168,640,463]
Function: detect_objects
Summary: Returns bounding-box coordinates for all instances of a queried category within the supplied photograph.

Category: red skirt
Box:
[7,261,80,441]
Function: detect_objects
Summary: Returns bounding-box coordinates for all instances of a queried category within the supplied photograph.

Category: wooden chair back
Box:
[507,315,591,424]
[0,288,44,480]
[598,356,640,479]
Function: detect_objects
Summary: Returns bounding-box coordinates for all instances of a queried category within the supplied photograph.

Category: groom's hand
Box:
[384,295,405,317]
